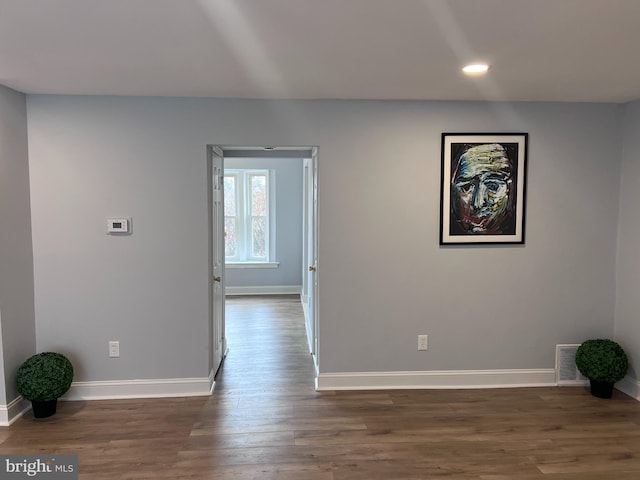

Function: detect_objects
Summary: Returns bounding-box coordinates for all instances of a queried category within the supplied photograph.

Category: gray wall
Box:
[616,100,640,382]
[224,157,303,288]
[26,96,620,382]
[0,85,36,403]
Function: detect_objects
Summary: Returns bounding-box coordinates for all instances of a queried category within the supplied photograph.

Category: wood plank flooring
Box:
[2,295,640,479]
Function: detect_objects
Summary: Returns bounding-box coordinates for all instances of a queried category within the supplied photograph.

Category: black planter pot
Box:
[31,399,58,418]
[589,380,614,399]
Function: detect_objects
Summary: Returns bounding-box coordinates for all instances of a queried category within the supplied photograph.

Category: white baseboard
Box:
[62,377,212,401]
[617,375,640,401]
[209,368,216,394]
[302,301,312,353]
[0,396,32,426]
[302,298,309,323]
[225,285,301,296]
[316,369,557,391]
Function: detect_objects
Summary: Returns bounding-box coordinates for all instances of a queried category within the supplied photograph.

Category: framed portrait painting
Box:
[440,133,528,245]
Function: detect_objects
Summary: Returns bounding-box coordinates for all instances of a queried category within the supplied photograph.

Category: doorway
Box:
[207,145,319,391]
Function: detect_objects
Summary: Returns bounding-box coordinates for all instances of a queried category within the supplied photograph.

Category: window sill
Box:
[226,262,280,269]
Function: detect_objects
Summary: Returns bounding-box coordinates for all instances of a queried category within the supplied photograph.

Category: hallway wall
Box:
[0,85,36,406]
[26,96,620,386]
[615,99,640,394]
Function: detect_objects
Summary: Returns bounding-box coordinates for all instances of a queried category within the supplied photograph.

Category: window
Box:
[224,169,274,264]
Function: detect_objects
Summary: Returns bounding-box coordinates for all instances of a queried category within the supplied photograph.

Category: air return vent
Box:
[555,344,589,385]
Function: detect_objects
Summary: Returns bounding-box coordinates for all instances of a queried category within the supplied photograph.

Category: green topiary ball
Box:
[16,352,74,402]
[575,339,628,384]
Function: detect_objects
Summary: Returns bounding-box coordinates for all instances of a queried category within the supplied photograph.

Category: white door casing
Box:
[311,147,319,366]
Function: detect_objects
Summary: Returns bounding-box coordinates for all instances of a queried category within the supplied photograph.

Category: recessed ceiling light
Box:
[462,63,490,75]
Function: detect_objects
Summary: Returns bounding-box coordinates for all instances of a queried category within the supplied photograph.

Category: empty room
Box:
[1,1,639,479]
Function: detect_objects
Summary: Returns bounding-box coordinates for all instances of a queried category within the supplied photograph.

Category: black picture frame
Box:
[440,133,528,245]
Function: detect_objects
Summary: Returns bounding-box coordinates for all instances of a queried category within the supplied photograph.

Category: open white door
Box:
[302,148,319,371]
[209,145,226,384]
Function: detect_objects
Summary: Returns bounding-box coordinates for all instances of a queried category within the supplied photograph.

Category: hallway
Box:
[185,294,331,479]
[217,295,317,393]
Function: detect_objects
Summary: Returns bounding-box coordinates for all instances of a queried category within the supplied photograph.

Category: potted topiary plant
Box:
[575,339,628,399]
[16,352,74,418]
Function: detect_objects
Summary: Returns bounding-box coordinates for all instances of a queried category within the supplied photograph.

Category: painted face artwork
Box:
[451,143,515,235]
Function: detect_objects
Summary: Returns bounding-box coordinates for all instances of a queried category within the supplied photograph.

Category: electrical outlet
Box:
[109,341,120,358]
[418,335,429,351]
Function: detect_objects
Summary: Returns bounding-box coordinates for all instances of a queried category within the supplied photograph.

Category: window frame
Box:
[224,168,276,265]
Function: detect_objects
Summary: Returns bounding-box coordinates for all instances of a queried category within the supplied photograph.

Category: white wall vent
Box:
[555,344,589,385]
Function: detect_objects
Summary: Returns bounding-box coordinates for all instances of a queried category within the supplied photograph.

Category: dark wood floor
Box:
[2,295,640,479]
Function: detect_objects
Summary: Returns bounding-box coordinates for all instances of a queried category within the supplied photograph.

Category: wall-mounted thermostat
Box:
[107,218,130,234]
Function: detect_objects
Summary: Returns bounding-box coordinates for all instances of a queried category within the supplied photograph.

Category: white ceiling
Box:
[1,0,639,103]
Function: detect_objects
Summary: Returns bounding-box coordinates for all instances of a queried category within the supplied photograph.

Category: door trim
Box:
[207,144,320,388]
